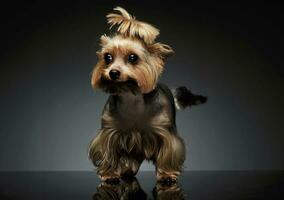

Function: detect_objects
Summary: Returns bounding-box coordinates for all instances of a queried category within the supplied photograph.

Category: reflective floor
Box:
[0,171,283,199]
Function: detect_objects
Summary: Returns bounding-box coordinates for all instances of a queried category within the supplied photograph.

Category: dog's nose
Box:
[109,70,120,80]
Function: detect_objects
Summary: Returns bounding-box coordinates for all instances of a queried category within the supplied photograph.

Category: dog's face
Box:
[91,7,173,94]
[91,35,173,94]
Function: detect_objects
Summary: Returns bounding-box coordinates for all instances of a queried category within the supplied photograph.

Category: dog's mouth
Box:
[98,77,140,94]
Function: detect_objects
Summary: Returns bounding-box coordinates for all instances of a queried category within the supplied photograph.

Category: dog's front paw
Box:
[157,172,178,186]
[100,175,120,185]
[105,178,120,185]
[157,176,177,185]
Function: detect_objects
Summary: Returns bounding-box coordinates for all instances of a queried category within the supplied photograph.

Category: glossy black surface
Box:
[0,171,283,199]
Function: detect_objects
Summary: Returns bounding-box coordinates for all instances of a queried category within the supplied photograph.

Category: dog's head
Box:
[91,7,173,94]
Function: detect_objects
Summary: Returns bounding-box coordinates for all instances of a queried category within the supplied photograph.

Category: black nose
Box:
[109,70,120,80]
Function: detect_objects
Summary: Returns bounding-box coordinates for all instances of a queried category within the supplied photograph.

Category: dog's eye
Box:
[128,53,138,64]
[104,53,113,65]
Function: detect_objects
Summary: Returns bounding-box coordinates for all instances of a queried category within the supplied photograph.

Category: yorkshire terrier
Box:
[89,7,207,183]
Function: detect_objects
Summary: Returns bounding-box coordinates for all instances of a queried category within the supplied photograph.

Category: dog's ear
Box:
[148,42,174,60]
[96,35,110,58]
[99,34,110,47]
[91,63,103,90]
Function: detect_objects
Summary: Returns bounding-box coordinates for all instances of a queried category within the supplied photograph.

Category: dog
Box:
[89,7,207,184]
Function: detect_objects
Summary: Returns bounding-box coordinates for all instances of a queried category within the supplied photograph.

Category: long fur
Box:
[107,7,160,44]
[89,7,207,182]
[89,84,186,177]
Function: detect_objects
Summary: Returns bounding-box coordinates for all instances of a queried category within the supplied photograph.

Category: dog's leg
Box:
[98,170,120,183]
[98,155,143,182]
[116,131,144,179]
[96,156,121,183]
[155,133,185,183]
[89,128,121,182]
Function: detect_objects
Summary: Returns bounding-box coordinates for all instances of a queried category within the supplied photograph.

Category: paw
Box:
[156,181,179,191]
[100,175,120,185]
[157,176,177,185]
[105,178,120,185]
[121,170,136,180]
[156,172,178,186]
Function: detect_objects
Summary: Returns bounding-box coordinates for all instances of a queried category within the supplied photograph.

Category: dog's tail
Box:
[173,86,207,110]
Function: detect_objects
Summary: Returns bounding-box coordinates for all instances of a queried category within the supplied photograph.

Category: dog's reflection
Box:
[92,177,147,200]
[92,178,185,200]
[153,182,185,200]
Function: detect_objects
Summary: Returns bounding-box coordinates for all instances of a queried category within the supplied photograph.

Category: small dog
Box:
[89,7,207,183]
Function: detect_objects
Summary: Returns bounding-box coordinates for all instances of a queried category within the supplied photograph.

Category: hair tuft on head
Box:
[106,7,160,44]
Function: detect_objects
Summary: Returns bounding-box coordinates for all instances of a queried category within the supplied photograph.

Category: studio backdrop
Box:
[0,1,283,171]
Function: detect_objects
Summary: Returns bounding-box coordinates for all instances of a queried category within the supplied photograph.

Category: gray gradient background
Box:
[0,1,283,171]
